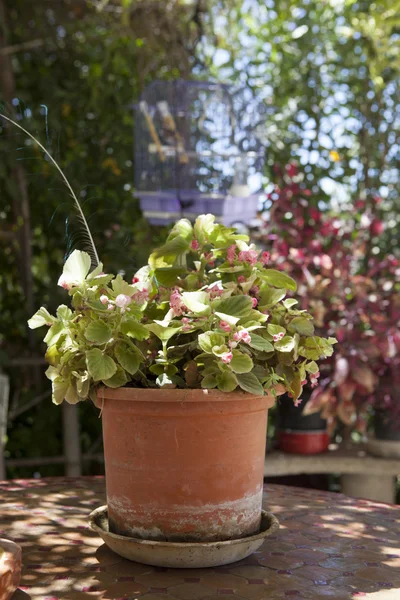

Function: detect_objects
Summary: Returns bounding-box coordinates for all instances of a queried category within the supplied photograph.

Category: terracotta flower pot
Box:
[97,387,275,543]
[0,539,21,600]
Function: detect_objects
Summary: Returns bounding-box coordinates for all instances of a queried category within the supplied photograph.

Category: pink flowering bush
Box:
[28,214,335,404]
[260,164,400,434]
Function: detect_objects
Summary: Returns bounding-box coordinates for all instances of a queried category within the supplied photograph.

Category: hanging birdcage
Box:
[134,80,266,226]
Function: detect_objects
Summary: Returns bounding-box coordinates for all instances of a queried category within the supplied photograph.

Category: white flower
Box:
[100,295,108,305]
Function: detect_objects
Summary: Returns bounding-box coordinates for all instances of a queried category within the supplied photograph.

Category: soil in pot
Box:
[276,390,329,454]
[97,387,276,543]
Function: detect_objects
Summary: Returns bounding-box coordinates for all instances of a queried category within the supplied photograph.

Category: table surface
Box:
[1,478,400,600]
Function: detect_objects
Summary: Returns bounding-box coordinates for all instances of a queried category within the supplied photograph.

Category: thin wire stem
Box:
[0,113,99,265]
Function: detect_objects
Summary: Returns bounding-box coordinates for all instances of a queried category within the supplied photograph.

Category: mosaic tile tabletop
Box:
[0,478,399,599]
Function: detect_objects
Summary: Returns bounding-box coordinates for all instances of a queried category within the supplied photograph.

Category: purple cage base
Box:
[139,191,260,226]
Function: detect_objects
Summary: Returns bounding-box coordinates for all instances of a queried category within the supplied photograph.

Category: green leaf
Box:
[260,269,297,291]
[168,218,193,241]
[193,214,216,243]
[112,274,135,296]
[103,366,129,388]
[86,348,117,381]
[229,351,253,373]
[57,305,73,320]
[275,336,296,352]
[156,373,175,387]
[115,344,141,375]
[305,360,319,374]
[181,291,211,315]
[146,322,182,342]
[259,287,286,306]
[86,262,104,279]
[298,337,336,360]
[149,236,190,268]
[121,319,150,341]
[198,332,226,354]
[75,373,90,398]
[65,383,80,405]
[84,320,112,344]
[236,372,264,395]
[28,307,56,329]
[214,295,253,318]
[154,267,185,287]
[249,333,274,352]
[216,370,238,392]
[62,250,91,284]
[45,366,59,381]
[283,299,298,309]
[44,322,65,346]
[201,374,218,389]
[215,312,241,326]
[52,377,69,405]
[267,324,286,337]
[289,317,315,336]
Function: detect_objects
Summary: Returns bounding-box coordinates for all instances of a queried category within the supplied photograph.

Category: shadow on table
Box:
[2,480,400,599]
[89,489,400,600]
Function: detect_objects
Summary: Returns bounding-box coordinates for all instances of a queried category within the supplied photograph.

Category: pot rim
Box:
[96,386,279,406]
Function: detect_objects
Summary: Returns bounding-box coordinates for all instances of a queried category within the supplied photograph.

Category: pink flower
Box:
[207,285,224,298]
[273,332,285,342]
[170,289,187,316]
[250,285,260,296]
[182,317,190,324]
[252,297,258,308]
[131,289,149,304]
[294,398,303,407]
[191,239,200,250]
[100,295,108,305]
[227,244,237,264]
[115,294,132,309]
[229,340,238,349]
[107,304,114,311]
[237,275,246,284]
[204,252,215,266]
[58,275,72,290]
[219,320,231,332]
[238,249,258,266]
[310,371,320,389]
[260,251,270,266]
[221,351,233,364]
[132,276,139,283]
[234,329,251,344]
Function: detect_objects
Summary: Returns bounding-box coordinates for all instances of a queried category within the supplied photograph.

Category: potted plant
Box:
[28,213,335,546]
[258,163,400,447]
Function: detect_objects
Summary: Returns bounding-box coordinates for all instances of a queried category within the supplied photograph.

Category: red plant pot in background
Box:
[278,430,330,455]
[276,391,330,455]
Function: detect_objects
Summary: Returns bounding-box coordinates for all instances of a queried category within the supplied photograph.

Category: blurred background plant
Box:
[256,163,400,440]
[0,0,399,477]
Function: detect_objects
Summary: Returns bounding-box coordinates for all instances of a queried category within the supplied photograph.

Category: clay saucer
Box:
[89,507,279,568]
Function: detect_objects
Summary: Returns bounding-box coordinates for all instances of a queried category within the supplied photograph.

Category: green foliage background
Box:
[0,0,398,476]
